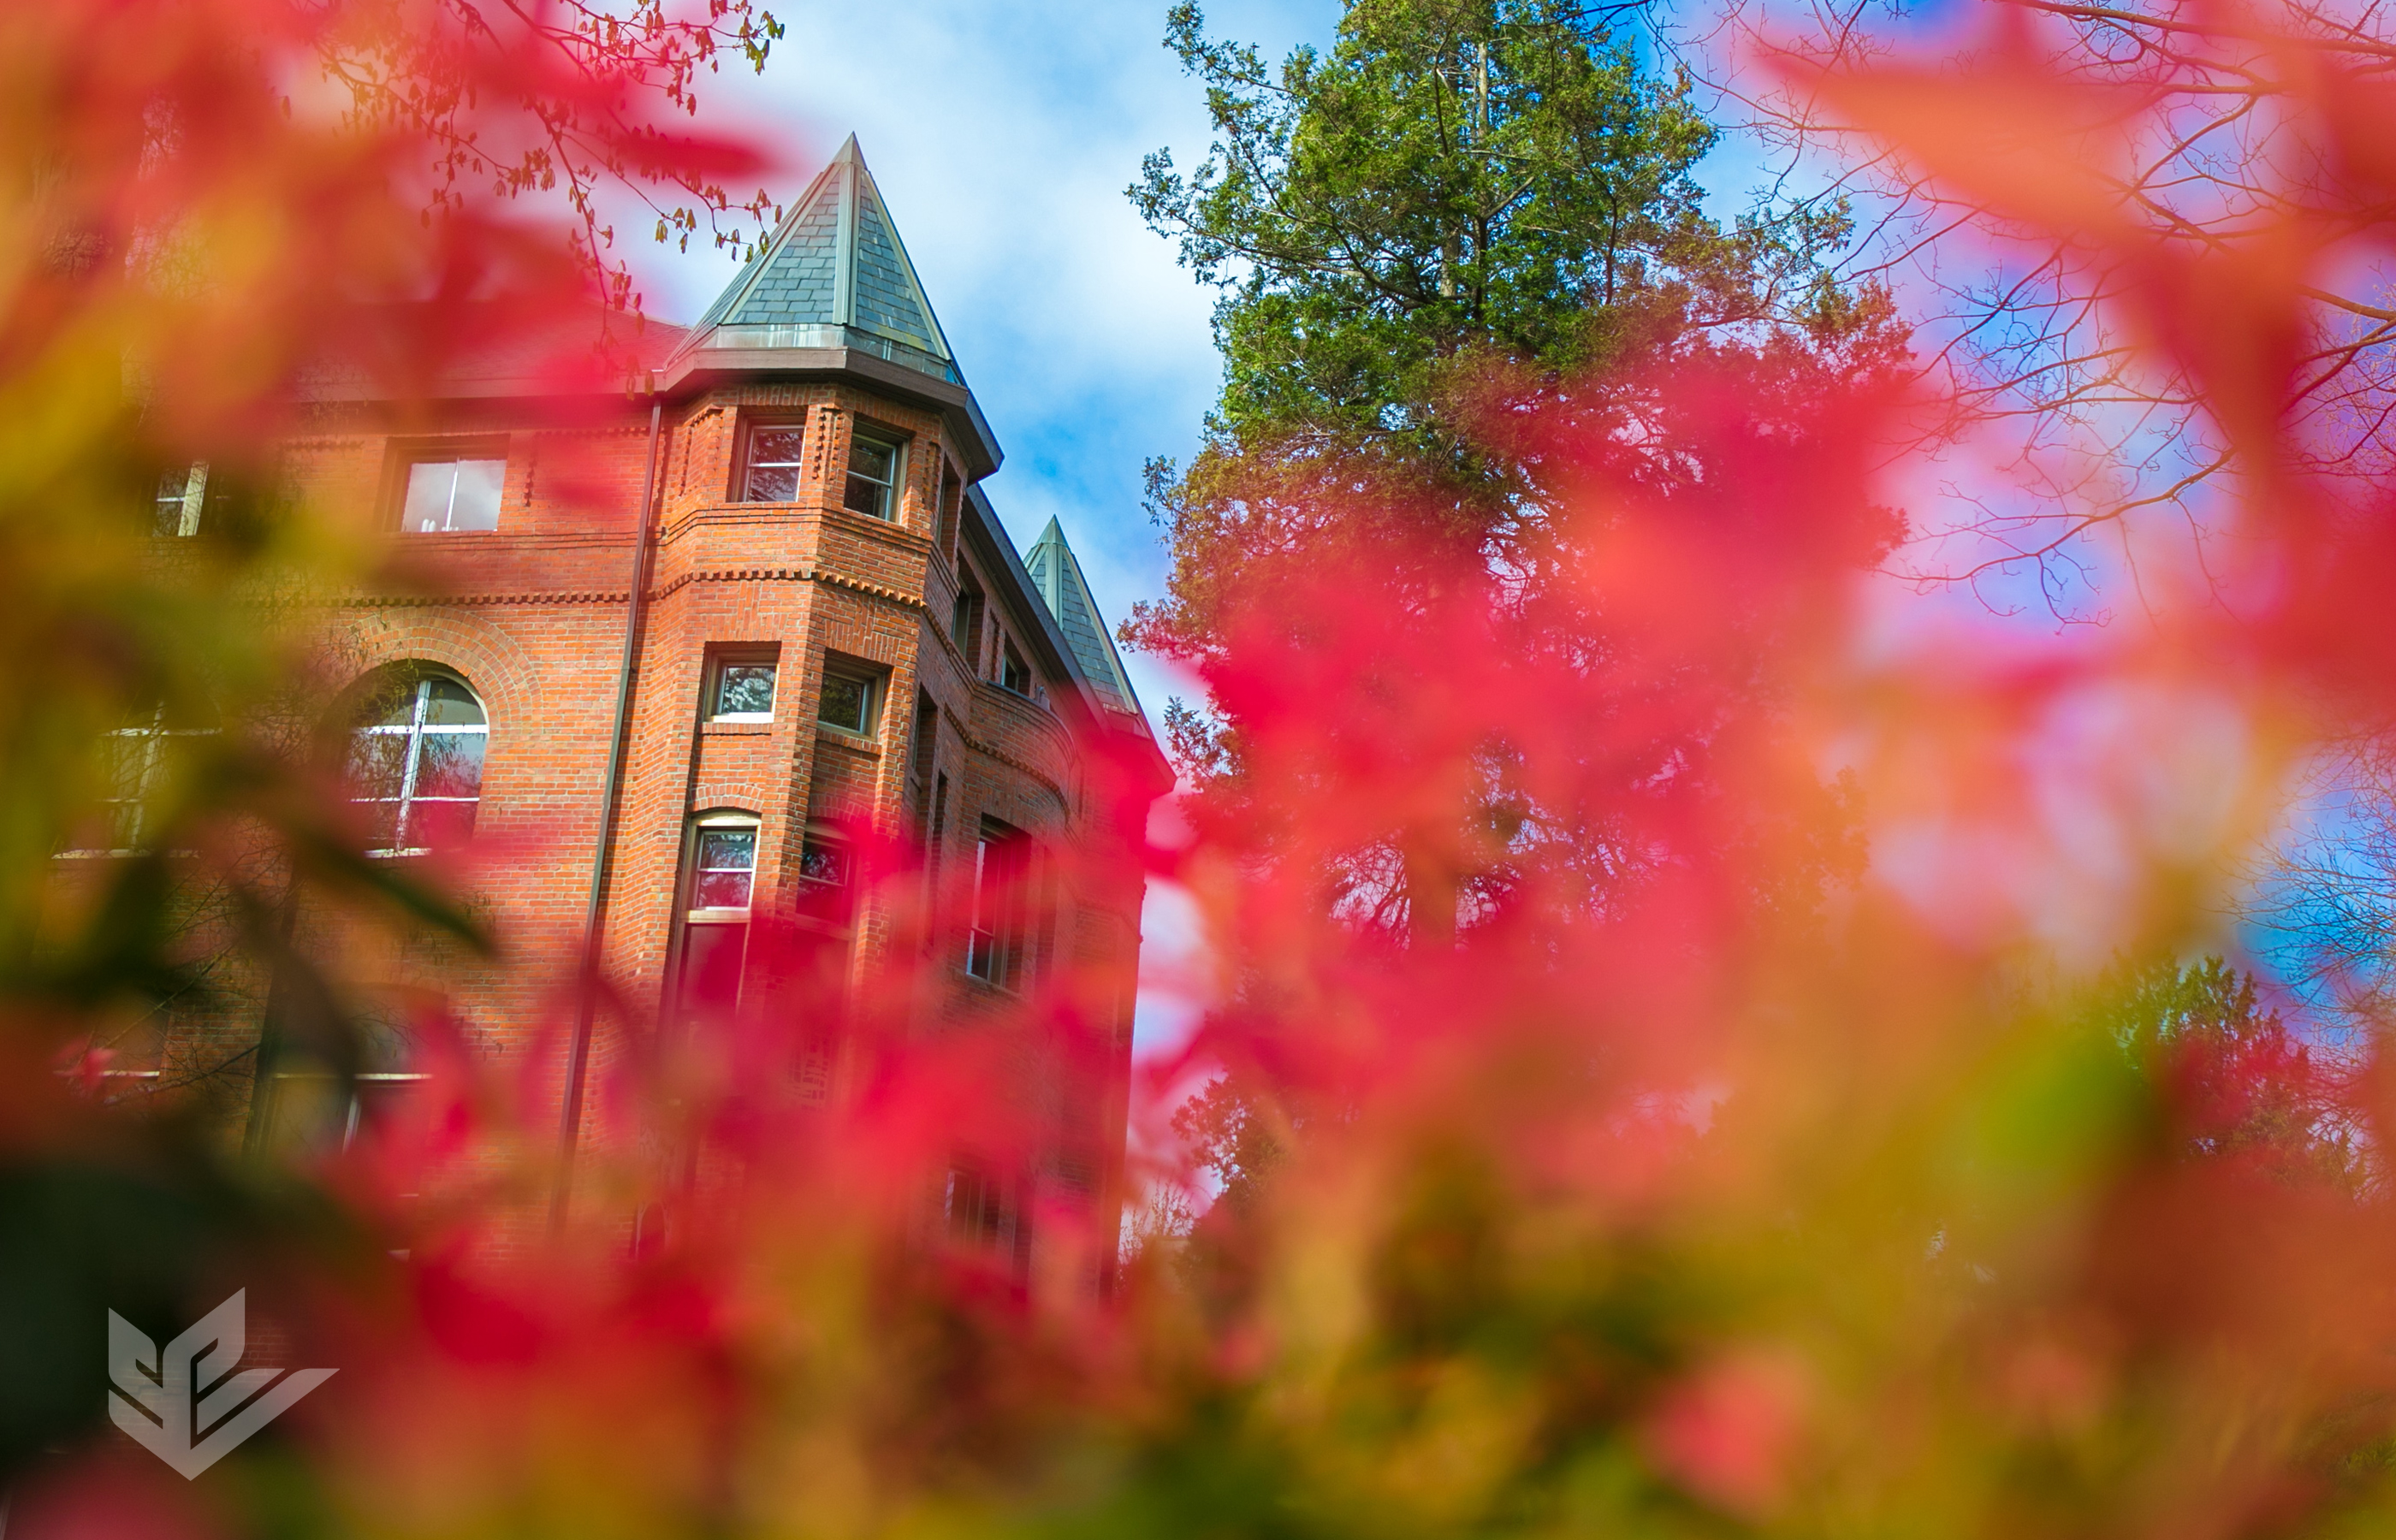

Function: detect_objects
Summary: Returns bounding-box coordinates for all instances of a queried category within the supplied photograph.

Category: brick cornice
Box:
[650,566,926,611]
[320,564,929,612]
[329,590,631,607]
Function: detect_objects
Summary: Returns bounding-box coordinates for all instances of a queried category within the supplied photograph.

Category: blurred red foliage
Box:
[23,1,2396,1537]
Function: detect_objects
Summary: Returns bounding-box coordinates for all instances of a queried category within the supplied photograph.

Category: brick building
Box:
[259,135,1171,1272]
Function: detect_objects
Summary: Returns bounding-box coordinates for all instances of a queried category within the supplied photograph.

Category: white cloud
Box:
[626,0,1337,684]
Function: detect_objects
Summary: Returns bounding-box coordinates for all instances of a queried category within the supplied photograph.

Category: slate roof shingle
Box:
[689,134,952,364]
[1023,517,1142,719]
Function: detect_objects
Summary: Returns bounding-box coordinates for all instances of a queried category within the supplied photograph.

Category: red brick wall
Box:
[218,372,1154,1282]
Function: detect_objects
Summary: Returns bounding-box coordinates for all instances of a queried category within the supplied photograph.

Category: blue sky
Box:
[626,0,1342,726]
[621,0,1349,1059]
[620,3,2290,1060]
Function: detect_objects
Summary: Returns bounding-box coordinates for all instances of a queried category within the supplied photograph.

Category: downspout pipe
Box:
[553,388,665,1229]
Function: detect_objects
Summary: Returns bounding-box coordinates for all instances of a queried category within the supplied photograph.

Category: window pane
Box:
[104,734,154,803]
[744,465,800,502]
[406,798,478,850]
[424,678,486,726]
[842,477,887,518]
[677,921,748,1022]
[346,732,411,798]
[818,674,869,732]
[402,462,459,532]
[693,826,756,909]
[448,459,505,531]
[692,868,753,909]
[750,426,804,462]
[849,438,894,483]
[843,439,895,519]
[154,467,201,536]
[798,836,849,887]
[361,680,419,729]
[359,800,402,850]
[715,664,776,717]
[744,422,804,501]
[412,731,486,798]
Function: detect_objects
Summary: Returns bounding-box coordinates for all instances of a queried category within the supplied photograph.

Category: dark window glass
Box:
[843,435,898,519]
[943,1163,1021,1257]
[400,459,504,533]
[818,672,872,733]
[743,424,806,502]
[965,822,1030,988]
[1001,643,1032,696]
[937,461,962,554]
[952,590,984,674]
[714,661,777,719]
[798,832,850,891]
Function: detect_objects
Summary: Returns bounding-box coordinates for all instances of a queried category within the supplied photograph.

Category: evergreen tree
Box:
[1128,0,1905,657]
[2103,957,2364,1191]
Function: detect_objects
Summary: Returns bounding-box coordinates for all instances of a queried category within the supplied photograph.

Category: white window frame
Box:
[685,811,762,922]
[155,464,208,537]
[397,454,507,534]
[707,651,780,723]
[740,417,809,503]
[352,674,489,857]
[843,428,904,521]
[815,663,881,736]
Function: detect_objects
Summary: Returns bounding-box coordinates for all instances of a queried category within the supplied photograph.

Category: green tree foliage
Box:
[1174,1066,1290,1215]
[2102,956,2364,1191]
[1128,0,1906,657]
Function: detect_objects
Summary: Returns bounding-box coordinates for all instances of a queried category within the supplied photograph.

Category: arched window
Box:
[347,672,488,856]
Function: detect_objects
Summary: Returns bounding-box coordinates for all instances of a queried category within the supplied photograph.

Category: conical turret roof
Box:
[684,135,957,377]
[1024,517,1141,718]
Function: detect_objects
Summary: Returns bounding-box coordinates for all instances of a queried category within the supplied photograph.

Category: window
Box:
[843,429,901,520]
[952,584,984,676]
[400,456,505,533]
[1000,639,1033,696]
[62,704,216,856]
[936,459,962,556]
[927,772,949,886]
[690,821,758,910]
[256,989,431,1170]
[347,673,489,855]
[964,819,1031,988]
[154,464,207,537]
[708,651,779,722]
[816,659,881,736]
[741,418,807,502]
[673,812,758,1030]
[908,690,939,829]
[943,1161,1021,1257]
[797,826,851,893]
